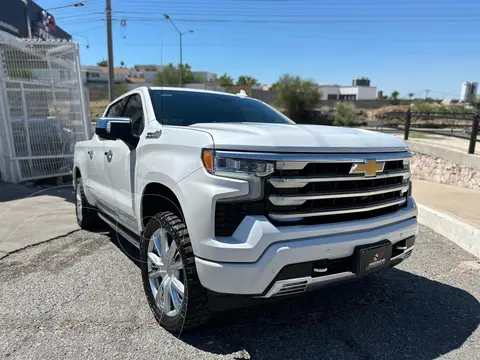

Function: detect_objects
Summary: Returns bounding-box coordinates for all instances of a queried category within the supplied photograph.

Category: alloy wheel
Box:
[147,228,185,317]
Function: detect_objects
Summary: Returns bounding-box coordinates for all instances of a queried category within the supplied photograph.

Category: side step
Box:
[98,213,141,248]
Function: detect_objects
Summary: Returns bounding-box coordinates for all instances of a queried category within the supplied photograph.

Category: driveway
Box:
[0,225,479,360]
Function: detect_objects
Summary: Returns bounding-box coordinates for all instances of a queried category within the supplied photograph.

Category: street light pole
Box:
[46,2,84,10]
[163,14,193,87]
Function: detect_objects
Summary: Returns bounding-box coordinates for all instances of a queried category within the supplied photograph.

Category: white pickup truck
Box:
[73,87,418,333]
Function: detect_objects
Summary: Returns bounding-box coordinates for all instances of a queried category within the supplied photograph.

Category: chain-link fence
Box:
[0,31,90,182]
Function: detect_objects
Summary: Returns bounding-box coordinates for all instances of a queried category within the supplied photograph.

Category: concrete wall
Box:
[357,86,377,100]
[408,141,480,191]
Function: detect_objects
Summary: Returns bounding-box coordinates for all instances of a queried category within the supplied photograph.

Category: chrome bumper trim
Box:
[258,246,414,298]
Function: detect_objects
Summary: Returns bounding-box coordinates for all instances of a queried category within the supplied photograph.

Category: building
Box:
[81,66,130,85]
[133,65,165,84]
[0,0,71,40]
[192,71,217,82]
[460,81,478,102]
[352,77,371,87]
[318,78,377,101]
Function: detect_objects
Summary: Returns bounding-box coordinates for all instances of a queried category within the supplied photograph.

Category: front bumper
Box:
[176,166,418,296]
[195,198,418,295]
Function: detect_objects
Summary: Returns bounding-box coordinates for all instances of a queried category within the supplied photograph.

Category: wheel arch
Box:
[140,182,184,231]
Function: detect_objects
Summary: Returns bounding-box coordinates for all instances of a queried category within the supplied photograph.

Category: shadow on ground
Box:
[184,269,479,359]
[0,182,73,203]
[109,231,480,360]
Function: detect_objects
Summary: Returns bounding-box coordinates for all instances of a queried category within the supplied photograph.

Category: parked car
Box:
[73,87,418,333]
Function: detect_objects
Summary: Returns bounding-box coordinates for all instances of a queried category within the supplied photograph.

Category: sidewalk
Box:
[0,183,77,259]
[412,179,480,258]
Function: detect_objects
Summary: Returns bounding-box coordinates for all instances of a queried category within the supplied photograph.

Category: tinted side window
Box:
[105,97,128,117]
[122,94,145,136]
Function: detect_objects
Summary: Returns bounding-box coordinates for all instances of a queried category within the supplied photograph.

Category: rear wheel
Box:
[140,211,210,333]
[75,178,102,230]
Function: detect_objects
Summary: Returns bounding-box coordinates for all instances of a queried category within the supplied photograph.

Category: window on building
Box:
[339,95,357,101]
[327,94,338,100]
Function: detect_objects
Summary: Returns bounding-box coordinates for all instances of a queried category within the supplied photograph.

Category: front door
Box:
[103,93,145,232]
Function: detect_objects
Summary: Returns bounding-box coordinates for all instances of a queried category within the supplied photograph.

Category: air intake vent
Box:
[276,280,308,296]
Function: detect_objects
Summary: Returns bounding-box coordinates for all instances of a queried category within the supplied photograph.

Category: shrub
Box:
[334,102,357,127]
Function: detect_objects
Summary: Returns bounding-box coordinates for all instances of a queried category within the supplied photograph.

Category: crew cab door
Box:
[84,134,108,205]
[102,93,145,232]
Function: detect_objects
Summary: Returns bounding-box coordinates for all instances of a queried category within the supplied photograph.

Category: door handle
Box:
[104,150,113,162]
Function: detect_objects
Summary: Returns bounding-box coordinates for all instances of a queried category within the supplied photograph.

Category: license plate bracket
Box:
[353,240,392,276]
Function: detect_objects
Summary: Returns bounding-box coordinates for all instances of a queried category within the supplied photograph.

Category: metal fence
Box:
[378,110,480,154]
[0,31,90,183]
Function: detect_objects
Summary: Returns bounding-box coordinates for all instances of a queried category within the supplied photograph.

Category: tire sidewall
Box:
[140,212,189,332]
[75,179,84,227]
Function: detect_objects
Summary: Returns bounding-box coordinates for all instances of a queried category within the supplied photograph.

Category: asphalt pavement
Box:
[0,225,479,360]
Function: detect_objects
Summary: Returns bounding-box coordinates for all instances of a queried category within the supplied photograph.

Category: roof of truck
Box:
[148,86,240,97]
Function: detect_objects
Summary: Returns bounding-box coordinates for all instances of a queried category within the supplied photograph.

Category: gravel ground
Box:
[0,225,479,360]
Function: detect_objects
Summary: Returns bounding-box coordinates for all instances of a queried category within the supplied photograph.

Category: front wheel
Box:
[140,211,210,333]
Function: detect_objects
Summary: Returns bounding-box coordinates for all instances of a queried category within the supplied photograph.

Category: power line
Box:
[123,17,480,24]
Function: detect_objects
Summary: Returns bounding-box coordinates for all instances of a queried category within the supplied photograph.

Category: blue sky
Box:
[41,0,480,98]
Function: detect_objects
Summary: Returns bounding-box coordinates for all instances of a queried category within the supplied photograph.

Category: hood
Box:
[190,123,408,153]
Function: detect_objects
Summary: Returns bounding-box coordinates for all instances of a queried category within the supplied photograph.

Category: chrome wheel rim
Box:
[76,186,82,221]
[147,228,185,317]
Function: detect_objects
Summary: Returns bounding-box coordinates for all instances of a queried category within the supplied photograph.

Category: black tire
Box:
[75,178,102,230]
[140,211,210,333]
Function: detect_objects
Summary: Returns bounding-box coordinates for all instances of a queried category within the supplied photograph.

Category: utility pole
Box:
[425,89,430,100]
[106,0,115,101]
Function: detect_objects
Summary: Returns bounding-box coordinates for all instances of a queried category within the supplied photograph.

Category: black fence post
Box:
[469,111,479,154]
[404,108,411,140]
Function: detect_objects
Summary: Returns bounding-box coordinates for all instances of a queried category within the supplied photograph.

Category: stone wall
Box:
[410,144,480,191]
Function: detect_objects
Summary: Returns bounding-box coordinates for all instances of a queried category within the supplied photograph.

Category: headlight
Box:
[202,150,275,201]
[202,150,275,178]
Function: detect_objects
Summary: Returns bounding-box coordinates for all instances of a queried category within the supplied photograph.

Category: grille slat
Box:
[267,155,410,224]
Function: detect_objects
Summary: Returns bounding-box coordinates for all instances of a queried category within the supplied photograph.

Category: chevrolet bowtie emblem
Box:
[350,159,385,177]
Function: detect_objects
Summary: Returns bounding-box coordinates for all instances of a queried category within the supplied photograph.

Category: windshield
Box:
[150,90,294,126]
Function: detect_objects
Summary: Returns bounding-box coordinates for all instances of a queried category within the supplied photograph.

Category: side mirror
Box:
[96,117,138,149]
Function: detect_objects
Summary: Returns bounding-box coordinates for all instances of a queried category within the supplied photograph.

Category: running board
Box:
[98,213,141,248]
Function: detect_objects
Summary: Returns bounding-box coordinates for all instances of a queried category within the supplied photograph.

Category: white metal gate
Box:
[0,31,90,183]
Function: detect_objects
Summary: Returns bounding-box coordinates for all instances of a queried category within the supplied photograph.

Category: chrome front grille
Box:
[266,152,411,224]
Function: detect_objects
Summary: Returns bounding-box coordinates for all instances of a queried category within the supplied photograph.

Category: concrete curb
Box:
[417,203,480,258]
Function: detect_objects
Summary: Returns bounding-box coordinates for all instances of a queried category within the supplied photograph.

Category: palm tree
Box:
[408,92,414,101]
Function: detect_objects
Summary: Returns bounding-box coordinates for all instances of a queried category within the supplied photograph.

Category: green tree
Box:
[97,59,108,67]
[390,90,400,104]
[334,102,357,127]
[153,63,197,86]
[236,75,259,86]
[119,60,125,68]
[408,92,414,101]
[274,74,321,121]
[217,73,234,86]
